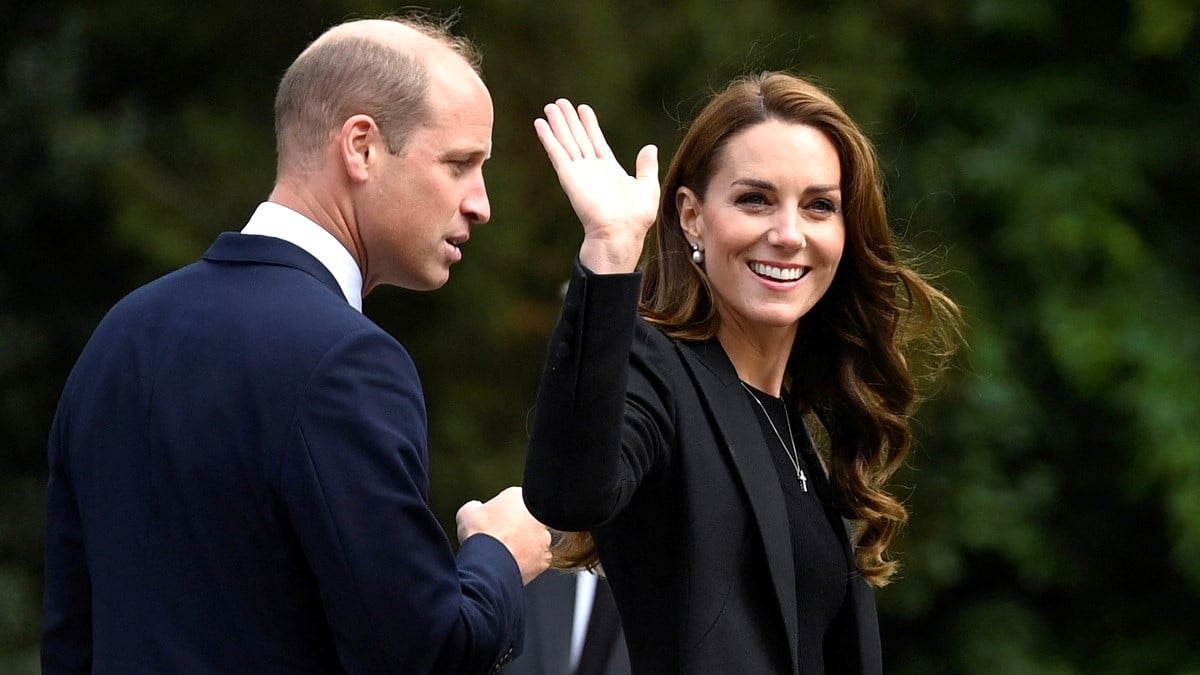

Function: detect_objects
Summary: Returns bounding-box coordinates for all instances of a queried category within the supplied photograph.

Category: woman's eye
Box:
[735,192,769,206]
[809,198,838,214]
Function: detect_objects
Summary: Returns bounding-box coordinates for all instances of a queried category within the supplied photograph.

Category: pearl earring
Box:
[689,241,704,264]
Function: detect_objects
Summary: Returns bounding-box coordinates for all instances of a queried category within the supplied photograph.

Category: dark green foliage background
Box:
[2,1,1197,672]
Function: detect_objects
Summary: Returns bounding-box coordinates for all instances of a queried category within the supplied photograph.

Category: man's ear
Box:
[340,114,380,184]
[677,186,704,241]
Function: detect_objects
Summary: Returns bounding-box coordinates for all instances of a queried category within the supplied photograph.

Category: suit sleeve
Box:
[524,260,676,531]
[41,399,94,675]
[280,327,523,675]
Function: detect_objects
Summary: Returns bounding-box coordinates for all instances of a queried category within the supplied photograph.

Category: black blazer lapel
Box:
[674,338,801,674]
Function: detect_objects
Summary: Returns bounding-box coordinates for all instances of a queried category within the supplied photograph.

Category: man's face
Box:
[359,60,494,292]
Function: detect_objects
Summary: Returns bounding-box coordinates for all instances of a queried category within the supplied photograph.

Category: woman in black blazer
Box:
[524,72,960,674]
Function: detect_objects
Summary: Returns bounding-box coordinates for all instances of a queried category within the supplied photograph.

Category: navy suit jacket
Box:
[43,233,524,674]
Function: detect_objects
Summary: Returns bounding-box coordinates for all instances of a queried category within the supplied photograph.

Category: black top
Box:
[743,383,853,674]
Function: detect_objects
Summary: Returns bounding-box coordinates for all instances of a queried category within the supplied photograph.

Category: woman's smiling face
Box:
[677,119,845,341]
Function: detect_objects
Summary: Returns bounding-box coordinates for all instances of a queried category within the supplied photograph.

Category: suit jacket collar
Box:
[202,232,345,303]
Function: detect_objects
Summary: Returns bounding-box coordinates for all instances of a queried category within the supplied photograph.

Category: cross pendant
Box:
[799,470,808,492]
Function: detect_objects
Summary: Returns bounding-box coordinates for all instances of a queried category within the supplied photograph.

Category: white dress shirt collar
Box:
[241,202,364,312]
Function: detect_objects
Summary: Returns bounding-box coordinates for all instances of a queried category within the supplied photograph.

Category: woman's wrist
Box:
[578,234,644,274]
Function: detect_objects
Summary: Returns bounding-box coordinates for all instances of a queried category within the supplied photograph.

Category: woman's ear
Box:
[677,186,703,241]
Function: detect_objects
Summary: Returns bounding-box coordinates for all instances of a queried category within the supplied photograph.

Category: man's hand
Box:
[456,486,551,585]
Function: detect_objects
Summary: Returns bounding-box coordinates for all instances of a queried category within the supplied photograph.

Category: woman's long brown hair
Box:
[551,72,961,587]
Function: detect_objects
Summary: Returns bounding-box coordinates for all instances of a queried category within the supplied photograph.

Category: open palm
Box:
[535,99,659,273]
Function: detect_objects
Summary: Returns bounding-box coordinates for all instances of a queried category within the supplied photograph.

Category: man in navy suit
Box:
[41,15,550,674]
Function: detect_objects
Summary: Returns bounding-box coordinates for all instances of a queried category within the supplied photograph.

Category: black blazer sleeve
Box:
[524,261,675,531]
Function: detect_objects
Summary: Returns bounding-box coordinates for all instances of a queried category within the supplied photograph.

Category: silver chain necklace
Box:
[739,381,808,492]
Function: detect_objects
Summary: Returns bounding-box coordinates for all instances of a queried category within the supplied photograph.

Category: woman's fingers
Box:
[578,104,613,160]
[634,144,659,184]
[541,101,582,160]
[544,99,600,160]
[540,99,614,161]
[533,97,658,257]
[559,100,594,158]
[533,117,570,169]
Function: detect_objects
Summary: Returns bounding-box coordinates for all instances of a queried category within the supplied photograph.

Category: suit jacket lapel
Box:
[674,338,800,674]
[576,576,621,675]
[531,572,577,675]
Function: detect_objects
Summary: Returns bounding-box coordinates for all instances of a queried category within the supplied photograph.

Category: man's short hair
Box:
[273,14,482,172]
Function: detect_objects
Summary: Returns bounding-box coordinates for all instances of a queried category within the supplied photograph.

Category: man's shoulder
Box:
[133,248,358,316]
[95,250,383,362]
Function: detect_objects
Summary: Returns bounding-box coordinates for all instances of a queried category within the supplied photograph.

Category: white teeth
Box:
[750,262,805,281]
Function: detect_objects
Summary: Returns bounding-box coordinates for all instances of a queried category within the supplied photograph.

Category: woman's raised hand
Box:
[534,99,659,274]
